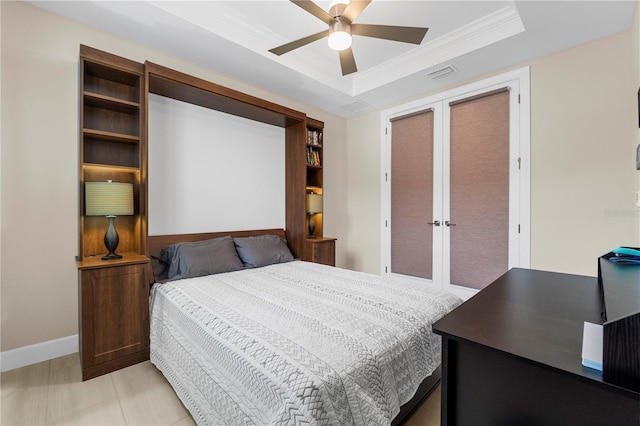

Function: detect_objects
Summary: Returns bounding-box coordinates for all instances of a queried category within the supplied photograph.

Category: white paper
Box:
[581,321,603,371]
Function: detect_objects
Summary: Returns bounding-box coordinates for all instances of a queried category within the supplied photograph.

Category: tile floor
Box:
[1,354,441,425]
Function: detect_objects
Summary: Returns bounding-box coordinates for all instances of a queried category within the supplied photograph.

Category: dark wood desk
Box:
[433,268,640,426]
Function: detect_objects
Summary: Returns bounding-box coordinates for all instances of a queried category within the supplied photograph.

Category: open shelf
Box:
[83,105,140,136]
[83,162,141,174]
[83,128,140,143]
[84,61,140,103]
[83,134,140,169]
[84,91,140,114]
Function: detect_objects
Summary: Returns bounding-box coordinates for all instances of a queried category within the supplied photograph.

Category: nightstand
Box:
[305,237,337,266]
[77,254,150,380]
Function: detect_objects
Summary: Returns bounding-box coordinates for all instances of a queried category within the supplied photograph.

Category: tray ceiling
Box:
[27,1,636,117]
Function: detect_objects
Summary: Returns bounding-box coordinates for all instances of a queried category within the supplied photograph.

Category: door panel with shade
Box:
[390,110,435,280]
[447,89,510,290]
[384,76,525,298]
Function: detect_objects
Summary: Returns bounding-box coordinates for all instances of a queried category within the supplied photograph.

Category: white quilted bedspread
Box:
[150,261,462,426]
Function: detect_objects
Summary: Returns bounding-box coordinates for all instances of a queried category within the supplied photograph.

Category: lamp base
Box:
[102,252,123,260]
[308,213,316,238]
[102,215,122,261]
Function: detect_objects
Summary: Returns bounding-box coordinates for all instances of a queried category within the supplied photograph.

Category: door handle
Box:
[427,220,441,226]
[445,221,456,227]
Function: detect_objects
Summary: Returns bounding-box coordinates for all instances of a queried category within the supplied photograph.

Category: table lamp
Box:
[85,180,134,260]
[306,193,323,238]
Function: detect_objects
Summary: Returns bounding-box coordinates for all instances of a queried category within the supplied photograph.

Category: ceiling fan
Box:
[269,0,429,76]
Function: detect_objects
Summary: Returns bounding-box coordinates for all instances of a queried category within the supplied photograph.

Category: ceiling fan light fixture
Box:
[329,0,349,17]
[328,31,352,51]
[328,19,352,51]
[271,0,428,76]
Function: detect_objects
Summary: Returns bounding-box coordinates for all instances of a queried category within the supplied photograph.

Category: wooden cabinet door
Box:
[80,263,149,371]
[307,239,336,266]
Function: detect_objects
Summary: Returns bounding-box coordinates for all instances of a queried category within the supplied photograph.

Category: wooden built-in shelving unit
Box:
[78,46,146,260]
[76,46,336,379]
[77,46,149,380]
[305,117,324,239]
[304,118,336,265]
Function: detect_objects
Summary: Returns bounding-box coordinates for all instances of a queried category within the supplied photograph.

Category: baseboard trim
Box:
[1,334,79,372]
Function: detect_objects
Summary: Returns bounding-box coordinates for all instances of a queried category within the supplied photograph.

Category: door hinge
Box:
[518,224,521,233]
[385,220,388,227]
[518,94,521,104]
[385,266,388,273]
[385,172,388,182]
[518,157,521,170]
[385,127,388,135]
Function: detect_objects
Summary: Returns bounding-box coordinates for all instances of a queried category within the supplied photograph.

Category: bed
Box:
[148,229,462,425]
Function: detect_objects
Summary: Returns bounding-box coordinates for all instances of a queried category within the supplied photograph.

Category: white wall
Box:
[148,94,285,235]
[0,1,348,354]
[344,28,639,277]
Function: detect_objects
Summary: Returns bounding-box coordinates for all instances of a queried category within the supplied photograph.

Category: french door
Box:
[382,69,530,299]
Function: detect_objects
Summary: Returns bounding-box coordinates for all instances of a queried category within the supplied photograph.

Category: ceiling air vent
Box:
[427,65,456,80]
[341,100,370,113]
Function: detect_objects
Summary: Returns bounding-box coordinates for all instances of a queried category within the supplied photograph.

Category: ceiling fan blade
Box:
[291,0,333,24]
[269,30,330,56]
[342,0,371,23]
[338,48,357,76]
[351,23,428,44]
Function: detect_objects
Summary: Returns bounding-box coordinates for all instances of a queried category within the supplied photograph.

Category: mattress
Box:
[150,260,462,425]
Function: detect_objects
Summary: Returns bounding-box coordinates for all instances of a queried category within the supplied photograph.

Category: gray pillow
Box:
[166,236,244,281]
[233,235,294,268]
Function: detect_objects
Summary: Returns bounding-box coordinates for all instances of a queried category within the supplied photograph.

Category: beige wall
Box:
[344,27,639,277]
[345,111,382,273]
[530,30,636,274]
[0,1,348,352]
[634,1,640,242]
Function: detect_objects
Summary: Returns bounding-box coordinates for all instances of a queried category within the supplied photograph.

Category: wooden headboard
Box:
[147,228,288,261]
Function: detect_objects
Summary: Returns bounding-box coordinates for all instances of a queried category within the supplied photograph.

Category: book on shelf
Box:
[306,147,321,166]
[307,130,322,146]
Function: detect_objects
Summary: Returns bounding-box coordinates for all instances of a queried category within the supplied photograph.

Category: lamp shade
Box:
[306,193,323,214]
[85,181,134,216]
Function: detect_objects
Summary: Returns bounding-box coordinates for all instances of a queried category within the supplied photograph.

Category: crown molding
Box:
[352,3,525,96]
[148,1,524,97]
[148,0,352,93]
